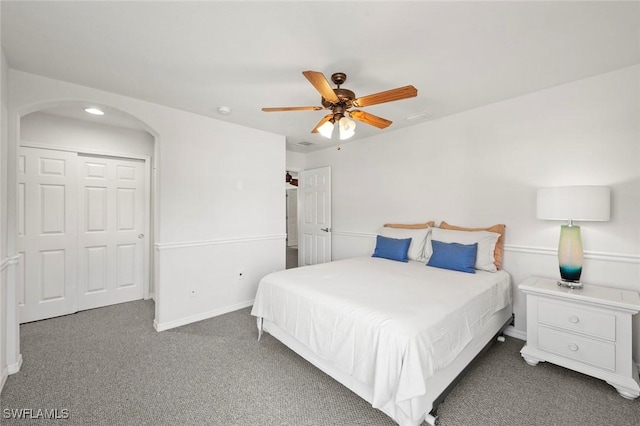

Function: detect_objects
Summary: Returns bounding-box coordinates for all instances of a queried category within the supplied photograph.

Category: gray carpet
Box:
[1,300,639,425]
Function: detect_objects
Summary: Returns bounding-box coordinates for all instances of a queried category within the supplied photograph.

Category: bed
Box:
[251,224,512,426]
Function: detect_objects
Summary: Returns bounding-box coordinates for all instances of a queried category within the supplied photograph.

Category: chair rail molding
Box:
[1,254,22,271]
[330,230,639,265]
[155,234,286,251]
[504,245,640,264]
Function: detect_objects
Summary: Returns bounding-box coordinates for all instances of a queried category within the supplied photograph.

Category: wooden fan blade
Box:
[311,114,334,133]
[349,110,392,129]
[303,71,339,103]
[353,85,417,107]
[262,106,324,112]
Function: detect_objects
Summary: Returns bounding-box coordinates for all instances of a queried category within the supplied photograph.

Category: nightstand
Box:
[519,276,640,399]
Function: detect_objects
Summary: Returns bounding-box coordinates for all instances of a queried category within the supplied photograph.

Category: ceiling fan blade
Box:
[262,106,324,112]
[349,110,392,129]
[311,114,334,133]
[303,71,340,103]
[353,85,417,107]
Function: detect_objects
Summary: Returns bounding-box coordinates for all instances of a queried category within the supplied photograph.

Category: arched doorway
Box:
[16,103,157,322]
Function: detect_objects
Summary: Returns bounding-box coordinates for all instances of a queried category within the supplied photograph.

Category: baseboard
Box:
[503,325,526,341]
[153,299,254,332]
[7,354,23,375]
[0,365,7,393]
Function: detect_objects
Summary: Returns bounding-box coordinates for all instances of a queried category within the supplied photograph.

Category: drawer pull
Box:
[568,315,580,324]
[568,343,579,351]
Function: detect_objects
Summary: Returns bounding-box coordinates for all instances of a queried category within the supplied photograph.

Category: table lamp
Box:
[537,186,610,288]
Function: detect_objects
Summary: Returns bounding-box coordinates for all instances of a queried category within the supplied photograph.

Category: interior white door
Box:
[286,188,298,247]
[17,147,78,323]
[77,155,145,311]
[298,166,331,266]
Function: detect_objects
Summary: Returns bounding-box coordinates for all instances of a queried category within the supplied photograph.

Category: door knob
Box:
[320,227,331,232]
[138,234,144,239]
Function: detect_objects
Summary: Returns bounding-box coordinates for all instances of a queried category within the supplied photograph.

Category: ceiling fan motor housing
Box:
[321,88,355,108]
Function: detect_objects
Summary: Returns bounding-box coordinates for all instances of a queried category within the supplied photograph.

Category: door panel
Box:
[77,155,145,310]
[85,246,108,293]
[40,250,66,300]
[17,147,78,323]
[298,166,331,266]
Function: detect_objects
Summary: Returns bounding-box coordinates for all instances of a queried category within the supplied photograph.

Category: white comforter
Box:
[251,256,511,422]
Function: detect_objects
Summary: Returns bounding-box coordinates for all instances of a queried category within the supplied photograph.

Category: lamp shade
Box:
[338,116,356,140]
[317,120,334,139]
[537,186,610,222]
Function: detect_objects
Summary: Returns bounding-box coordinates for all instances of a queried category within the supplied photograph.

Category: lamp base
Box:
[557,280,583,289]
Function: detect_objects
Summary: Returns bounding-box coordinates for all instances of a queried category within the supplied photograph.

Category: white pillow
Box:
[430,228,500,272]
[379,226,432,262]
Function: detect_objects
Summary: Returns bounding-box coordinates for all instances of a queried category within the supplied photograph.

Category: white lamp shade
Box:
[338,117,356,140]
[537,186,610,221]
[317,121,334,139]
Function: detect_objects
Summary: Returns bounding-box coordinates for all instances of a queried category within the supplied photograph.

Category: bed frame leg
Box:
[257,317,264,341]
[425,412,438,426]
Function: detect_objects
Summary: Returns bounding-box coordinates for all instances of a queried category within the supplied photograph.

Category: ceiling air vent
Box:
[296,141,314,147]
[404,111,433,122]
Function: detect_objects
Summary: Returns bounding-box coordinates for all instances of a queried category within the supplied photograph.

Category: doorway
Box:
[16,107,155,323]
[286,178,298,269]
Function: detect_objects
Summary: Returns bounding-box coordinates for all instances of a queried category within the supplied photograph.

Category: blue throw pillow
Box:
[372,235,412,262]
[427,240,478,274]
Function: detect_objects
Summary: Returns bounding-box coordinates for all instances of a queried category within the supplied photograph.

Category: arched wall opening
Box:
[7,99,160,365]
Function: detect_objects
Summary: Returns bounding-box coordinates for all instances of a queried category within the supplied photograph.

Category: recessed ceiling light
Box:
[217,106,232,115]
[84,108,104,116]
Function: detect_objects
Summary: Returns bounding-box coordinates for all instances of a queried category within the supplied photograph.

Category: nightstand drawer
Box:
[538,326,616,371]
[538,299,615,341]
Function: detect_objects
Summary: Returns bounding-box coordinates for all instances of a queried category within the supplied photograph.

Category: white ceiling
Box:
[2,1,639,152]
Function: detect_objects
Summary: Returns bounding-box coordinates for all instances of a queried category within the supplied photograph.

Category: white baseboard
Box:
[7,354,23,375]
[153,299,254,332]
[503,325,526,341]
[0,366,7,394]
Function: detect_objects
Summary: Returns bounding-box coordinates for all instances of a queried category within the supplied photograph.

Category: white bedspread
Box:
[251,256,511,423]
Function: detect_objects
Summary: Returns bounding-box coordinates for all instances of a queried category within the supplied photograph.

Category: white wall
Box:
[3,70,286,373]
[0,34,9,391]
[20,112,154,157]
[286,150,306,172]
[304,65,640,357]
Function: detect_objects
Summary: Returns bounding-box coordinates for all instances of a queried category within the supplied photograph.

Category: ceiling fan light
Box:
[318,121,334,138]
[339,116,356,140]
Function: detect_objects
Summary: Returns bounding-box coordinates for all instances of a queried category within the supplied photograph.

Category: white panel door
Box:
[286,188,298,247]
[17,147,78,323]
[77,155,145,311]
[298,167,331,266]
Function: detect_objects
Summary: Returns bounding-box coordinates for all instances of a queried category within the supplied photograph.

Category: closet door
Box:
[18,147,147,323]
[77,155,145,311]
[17,147,78,323]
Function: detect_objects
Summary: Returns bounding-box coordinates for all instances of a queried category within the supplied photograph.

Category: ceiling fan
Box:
[262,71,418,140]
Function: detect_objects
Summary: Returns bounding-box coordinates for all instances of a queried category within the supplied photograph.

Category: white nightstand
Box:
[519,276,640,399]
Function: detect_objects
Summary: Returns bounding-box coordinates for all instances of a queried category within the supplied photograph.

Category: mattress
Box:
[251,256,512,424]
